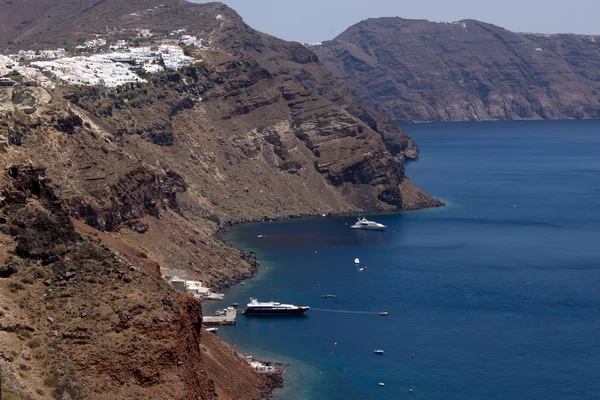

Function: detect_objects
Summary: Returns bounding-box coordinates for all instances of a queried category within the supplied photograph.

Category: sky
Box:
[194,0,600,43]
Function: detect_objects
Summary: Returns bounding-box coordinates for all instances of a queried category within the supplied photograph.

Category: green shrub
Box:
[44,376,58,388]
[21,276,34,285]
[8,282,24,293]
[55,243,67,253]
[18,329,32,340]
[207,214,221,224]
[32,267,48,280]
[27,337,41,349]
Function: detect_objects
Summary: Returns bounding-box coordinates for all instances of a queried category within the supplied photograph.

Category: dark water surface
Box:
[206,120,600,399]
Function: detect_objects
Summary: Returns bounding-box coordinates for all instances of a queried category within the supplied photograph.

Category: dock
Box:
[203,308,237,325]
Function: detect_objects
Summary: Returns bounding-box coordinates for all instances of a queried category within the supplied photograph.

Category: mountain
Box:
[0,2,441,399]
[312,17,600,122]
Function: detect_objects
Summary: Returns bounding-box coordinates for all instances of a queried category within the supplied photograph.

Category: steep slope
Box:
[0,0,190,51]
[313,17,600,122]
[0,1,442,399]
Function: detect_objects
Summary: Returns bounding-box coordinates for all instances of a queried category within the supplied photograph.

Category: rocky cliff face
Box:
[0,1,441,399]
[313,17,600,122]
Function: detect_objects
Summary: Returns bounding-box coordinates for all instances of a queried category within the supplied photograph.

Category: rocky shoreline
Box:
[212,200,444,292]
[206,202,438,397]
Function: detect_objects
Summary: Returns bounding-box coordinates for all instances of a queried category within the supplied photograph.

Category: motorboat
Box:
[205,292,225,300]
[351,217,387,231]
[321,294,336,298]
[374,349,384,354]
[243,298,310,315]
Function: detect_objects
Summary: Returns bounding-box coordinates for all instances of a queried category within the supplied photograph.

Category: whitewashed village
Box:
[0,16,219,89]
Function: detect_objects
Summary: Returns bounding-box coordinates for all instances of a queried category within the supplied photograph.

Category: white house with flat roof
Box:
[186,281,210,298]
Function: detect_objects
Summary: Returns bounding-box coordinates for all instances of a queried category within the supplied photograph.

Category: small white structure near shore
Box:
[161,269,222,299]
[186,280,210,297]
[243,355,277,374]
[248,361,276,373]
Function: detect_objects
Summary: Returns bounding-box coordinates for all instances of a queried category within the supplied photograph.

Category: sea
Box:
[205,119,600,400]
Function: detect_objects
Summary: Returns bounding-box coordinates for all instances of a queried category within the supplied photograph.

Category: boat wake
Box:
[310,308,380,315]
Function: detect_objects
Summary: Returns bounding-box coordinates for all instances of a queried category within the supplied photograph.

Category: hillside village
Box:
[0,26,214,88]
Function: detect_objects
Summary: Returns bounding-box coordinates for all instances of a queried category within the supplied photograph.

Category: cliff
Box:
[312,17,600,122]
[0,1,441,399]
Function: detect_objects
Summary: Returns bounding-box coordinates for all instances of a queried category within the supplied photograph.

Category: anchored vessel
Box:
[242,298,310,316]
[351,217,387,231]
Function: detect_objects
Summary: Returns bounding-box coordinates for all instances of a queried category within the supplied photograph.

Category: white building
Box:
[20,50,36,60]
[137,29,152,38]
[40,50,56,59]
[248,361,276,374]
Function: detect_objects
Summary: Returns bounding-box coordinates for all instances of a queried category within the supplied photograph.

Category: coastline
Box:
[214,192,443,278]
[205,203,444,398]
[211,207,444,293]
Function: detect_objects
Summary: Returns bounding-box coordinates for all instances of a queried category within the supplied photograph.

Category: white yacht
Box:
[351,217,387,231]
[242,298,310,316]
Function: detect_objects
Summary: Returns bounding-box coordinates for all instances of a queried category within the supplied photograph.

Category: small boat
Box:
[359,268,364,271]
[214,309,226,316]
[379,311,388,316]
[239,282,245,286]
[321,294,336,298]
[374,349,384,354]
[351,217,387,231]
[354,258,360,264]
[378,382,385,387]
[257,234,266,238]
[231,302,239,307]
[205,327,219,333]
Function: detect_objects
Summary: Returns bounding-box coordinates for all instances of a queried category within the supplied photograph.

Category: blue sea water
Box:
[206,120,600,400]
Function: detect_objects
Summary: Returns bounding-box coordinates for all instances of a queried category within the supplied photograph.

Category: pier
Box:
[203,308,237,325]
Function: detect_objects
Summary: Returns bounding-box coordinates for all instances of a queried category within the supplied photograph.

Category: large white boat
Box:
[242,298,310,316]
[351,217,387,231]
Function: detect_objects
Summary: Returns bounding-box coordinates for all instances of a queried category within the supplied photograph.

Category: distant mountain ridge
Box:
[312,17,600,122]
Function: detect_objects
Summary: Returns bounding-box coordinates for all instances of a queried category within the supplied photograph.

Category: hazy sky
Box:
[194,0,600,43]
